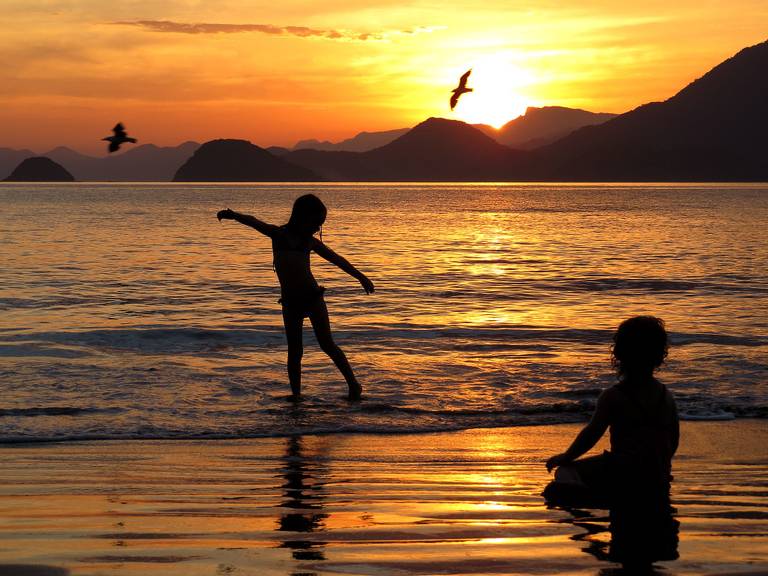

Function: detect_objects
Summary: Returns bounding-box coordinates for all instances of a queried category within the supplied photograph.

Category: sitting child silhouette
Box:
[545,316,679,568]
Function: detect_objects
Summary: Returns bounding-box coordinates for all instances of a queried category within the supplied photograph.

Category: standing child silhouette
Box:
[217,194,374,400]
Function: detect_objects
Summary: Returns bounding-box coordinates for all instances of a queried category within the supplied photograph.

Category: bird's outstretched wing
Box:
[458,69,471,90]
[450,69,473,110]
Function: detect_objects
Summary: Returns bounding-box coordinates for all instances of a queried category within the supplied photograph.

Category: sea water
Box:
[1,183,766,442]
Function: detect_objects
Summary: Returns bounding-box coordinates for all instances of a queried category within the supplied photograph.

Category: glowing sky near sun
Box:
[1,0,766,154]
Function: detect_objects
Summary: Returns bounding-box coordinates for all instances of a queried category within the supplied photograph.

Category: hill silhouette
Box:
[533,39,768,180]
[293,124,503,153]
[286,117,527,181]
[44,142,199,181]
[497,106,616,149]
[2,40,766,182]
[3,157,75,181]
[294,128,411,152]
[0,147,36,179]
[174,139,318,181]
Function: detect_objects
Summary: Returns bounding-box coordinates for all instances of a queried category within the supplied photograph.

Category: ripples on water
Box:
[1,183,766,441]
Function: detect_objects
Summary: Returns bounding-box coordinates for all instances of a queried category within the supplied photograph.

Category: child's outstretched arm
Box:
[313,240,375,294]
[545,391,612,472]
[217,208,278,238]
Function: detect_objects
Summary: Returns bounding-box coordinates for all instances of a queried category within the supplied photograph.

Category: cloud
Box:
[113,20,442,42]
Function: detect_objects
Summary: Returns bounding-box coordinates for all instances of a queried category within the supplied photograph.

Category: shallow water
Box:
[0,422,765,575]
[1,183,767,441]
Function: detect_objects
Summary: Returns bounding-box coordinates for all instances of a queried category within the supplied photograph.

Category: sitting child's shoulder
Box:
[599,384,624,401]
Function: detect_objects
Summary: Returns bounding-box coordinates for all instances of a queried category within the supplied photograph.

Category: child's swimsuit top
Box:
[271,226,320,297]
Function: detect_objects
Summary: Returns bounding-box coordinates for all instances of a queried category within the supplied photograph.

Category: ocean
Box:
[1,182,766,442]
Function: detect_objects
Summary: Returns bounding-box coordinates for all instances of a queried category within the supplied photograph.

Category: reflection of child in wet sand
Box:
[545,316,680,567]
[217,194,374,400]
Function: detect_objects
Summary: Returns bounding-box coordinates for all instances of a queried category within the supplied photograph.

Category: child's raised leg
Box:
[309,298,362,400]
[282,309,304,398]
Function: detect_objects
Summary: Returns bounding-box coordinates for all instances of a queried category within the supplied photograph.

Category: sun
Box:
[450,56,534,128]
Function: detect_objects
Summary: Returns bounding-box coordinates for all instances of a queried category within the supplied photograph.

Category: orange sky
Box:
[1,1,766,155]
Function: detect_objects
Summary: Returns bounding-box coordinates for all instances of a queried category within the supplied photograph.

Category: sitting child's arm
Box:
[217,208,278,237]
[668,393,680,457]
[546,391,613,472]
[312,240,375,294]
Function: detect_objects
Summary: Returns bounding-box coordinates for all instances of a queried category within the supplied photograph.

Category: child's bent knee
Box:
[319,340,340,356]
[555,464,582,485]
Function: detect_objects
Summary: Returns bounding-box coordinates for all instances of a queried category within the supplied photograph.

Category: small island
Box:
[3,156,75,182]
[173,139,318,182]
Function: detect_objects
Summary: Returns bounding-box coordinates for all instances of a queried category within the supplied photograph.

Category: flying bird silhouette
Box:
[102,123,137,153]
[450,69,473,111]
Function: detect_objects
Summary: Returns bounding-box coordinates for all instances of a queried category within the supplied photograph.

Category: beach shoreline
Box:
[1,420,766,575]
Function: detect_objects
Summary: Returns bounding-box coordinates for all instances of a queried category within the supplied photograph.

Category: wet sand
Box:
[0,421,766,575]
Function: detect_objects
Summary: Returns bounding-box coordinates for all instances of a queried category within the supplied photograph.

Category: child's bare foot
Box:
[347,383,362,401]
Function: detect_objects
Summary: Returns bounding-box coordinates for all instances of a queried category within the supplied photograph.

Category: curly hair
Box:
[611,316,669,377]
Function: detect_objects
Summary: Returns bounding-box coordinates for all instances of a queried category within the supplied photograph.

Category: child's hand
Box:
[360,276,375,294]
[217,208,235,221]
[546,453,569,473]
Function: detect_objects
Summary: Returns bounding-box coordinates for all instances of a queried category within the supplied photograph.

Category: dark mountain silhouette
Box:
[497,106,616,149]
[266,146,291,156]
[3,156,75,181]
[472,123,500,139]
[174,139,318,181]
[532,40,768,180]
[286,117,527,181]
[292,125,501,153]
[294,128,411,152]
[3,40,765,183]
[0,147,36,179]
[44,142,199,181]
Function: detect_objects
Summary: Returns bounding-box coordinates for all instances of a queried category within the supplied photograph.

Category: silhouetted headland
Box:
[531,39,768,180]
[174,139,318,181]
[3,156,74,182]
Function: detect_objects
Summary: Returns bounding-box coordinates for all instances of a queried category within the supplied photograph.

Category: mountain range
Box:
[528,40,768,180]
[496,106,616,149]
[281,39,768,181]
[2,39,766,182]
[285,118,527,181]
[293,128,411,152]
[0,142,200,182]
[0,105,617,181]
[289,107,615,153]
